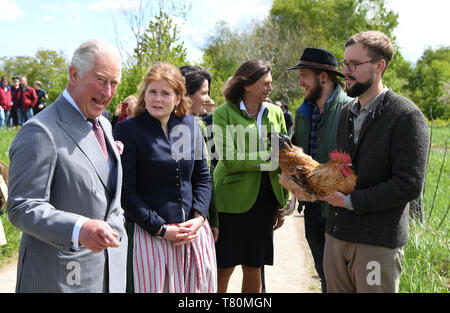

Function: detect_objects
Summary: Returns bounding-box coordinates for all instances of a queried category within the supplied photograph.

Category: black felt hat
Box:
[287,48,344,77]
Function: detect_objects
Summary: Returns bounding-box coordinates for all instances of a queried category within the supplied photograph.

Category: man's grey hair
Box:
[70,40,122,79]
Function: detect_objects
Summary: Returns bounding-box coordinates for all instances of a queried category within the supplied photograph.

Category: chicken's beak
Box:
[268,132,292,151]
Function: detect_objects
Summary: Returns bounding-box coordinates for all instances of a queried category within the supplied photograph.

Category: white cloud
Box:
[67,2,82,25]
[0,0,22,21]
[180,0,272,62]
[386,0,450,62]
[194,0,271,31]
[87,0,139,12]
[40,16,53,22]
[39,4,66,12]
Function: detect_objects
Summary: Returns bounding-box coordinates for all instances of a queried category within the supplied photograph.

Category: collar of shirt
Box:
[239,100,268,118]
[326,86,337,104]
[351,86,389,116]
[63,89,114,171]
[239,100,269,137]
[63,88,96,129]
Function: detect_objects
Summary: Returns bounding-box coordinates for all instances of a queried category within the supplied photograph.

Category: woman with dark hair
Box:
[180,65,212,116]
[180,65,219,242]
[114,62,216,293]
[213,60,289,293]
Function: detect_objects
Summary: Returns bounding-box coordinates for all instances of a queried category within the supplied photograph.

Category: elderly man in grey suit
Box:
[7,40,128,292]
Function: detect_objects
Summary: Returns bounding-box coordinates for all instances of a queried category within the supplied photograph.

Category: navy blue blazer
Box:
[114,111,211,235]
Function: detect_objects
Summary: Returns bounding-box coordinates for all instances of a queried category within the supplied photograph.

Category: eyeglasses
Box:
[338,59,380,72]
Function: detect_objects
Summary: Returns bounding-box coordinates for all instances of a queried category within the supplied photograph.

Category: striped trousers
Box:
[133,221,217,293]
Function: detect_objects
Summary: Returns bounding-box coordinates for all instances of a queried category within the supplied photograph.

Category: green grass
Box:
[0,128,20,268]
[399,124,449,293]
[429,123,449,149]
[0,128,17,164]
[401,220,449,292]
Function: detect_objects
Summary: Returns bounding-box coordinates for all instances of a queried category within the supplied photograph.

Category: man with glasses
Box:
[320,31,430,292]
[287,48,351,293]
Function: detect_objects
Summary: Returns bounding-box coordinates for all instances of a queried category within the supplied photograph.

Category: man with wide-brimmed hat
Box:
[287,47,352,293]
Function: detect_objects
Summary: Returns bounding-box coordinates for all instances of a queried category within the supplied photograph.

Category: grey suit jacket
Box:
[7,95,128,292]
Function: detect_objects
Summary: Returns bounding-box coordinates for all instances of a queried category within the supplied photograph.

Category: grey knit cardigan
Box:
[326,89,430,249]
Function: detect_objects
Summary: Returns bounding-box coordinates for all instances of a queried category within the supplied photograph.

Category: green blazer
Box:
[212,101,289,214]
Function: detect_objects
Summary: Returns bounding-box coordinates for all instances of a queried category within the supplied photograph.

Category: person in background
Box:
[7,40,127,292]
[202,98,216,131]
[179,65,212,117]
[179,65,219,241]
[112,95,138,129]
[0,76,12,129]
[125,95,138,119]
[202,97,216,140]
[204,98,216,114]
[213,60,289,293]
[281,103,294,136]
[101,108,112,122]
[114,62,216,293]
[12,76,37,126]
[287,47,351,293]
[8,77,20,127]
[320,31,430,293]
[33,81,48,115]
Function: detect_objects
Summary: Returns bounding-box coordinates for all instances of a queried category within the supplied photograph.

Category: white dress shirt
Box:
[239,100,269,137]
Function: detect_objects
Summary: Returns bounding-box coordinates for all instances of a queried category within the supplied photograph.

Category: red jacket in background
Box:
[0,85,12,111]
[12,86,37,111]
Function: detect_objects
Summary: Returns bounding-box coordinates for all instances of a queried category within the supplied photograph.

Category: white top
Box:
[239,100,269,137]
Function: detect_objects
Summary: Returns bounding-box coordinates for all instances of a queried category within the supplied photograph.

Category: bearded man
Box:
[287,48,351,293]
[320,31,429,293]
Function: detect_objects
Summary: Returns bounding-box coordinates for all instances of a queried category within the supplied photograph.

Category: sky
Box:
[0,0,448,66]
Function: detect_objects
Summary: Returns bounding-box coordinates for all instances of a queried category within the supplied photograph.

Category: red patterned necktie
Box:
[88,118,109,161]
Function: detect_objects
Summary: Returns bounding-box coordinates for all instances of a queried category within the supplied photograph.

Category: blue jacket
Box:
[114,111,212,235]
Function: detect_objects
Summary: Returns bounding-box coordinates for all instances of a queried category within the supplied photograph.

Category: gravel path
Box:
[0,256,17,293]
[226,211,320,293]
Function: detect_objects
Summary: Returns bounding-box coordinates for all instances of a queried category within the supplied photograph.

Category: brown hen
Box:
[272,133,357,203]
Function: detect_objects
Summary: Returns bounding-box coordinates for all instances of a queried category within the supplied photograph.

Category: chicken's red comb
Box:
[329,149,352,163]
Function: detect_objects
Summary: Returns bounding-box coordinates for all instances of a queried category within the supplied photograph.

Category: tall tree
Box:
[270,0,399,57]
[202,0,401,107]
[111,0,190,109]
[137,10,187,66]
[409,46,450,119]
[0,49,68,103]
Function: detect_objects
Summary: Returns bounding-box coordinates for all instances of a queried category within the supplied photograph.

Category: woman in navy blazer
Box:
[114,63,216,293]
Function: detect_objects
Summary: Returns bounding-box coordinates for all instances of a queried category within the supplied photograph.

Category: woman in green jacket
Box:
[213,60,289,293]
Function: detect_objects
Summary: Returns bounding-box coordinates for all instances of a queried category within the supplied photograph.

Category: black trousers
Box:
[303,202,327,293]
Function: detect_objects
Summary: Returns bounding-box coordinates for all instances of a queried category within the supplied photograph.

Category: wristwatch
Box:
[157,224,167,238]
